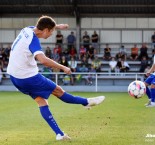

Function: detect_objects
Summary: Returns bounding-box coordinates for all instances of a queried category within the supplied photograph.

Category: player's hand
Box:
[146,72,150,77]
[63,67,72,75]
[56,24,69,30]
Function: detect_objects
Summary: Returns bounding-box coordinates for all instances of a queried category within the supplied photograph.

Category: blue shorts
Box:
[10,73,57,99]
[145,74,155,85]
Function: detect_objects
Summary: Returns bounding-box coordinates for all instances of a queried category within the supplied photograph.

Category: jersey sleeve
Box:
[29,33,43,56]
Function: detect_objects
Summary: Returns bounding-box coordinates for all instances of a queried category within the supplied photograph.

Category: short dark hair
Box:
[36,15,56,31]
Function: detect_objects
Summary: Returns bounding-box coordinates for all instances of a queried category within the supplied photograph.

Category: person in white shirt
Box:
[7,15,105,141]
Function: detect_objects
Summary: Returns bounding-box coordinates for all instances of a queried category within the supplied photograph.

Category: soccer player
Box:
[7,16,105,141]
[144,54,155,107]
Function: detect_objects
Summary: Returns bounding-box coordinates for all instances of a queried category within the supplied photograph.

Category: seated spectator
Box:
[139,56,148,72]
[69,46,77,59]
[84,65,96,85]
[138,43,149,61]
[79,56,89,72]
[103,44,112,61]
[119,45,127,60]
[115,51,126,61]
[116,58,130,72]
[79,45,87,60]
[62,48,69,61]
[109,57,117,73]
[53,44,62,58]
[130,44,138,61]
[45,46,52,58]
[67,31,76,50]
[91,56,101,72]
[87,45,95,60]
[91,31,99,53]
[68,57,78,85]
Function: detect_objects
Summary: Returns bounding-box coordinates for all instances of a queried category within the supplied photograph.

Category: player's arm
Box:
[35,53,71,75]
[55,24,69,30]
[146,64,155,76]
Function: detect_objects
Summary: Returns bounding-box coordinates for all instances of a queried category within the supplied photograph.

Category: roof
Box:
[0,0,155,17]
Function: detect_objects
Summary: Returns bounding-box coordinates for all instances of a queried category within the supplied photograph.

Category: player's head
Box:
[36,15,56,39]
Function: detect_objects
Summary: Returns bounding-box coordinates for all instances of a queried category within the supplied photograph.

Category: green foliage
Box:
[0,92,155,145]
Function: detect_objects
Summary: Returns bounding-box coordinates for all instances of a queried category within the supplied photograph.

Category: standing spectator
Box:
[67,31,76,50]
[151,32,155,49]
[138,43,149,61]
[109,57,117,73]
[91,56,101,72]
[103,44,112,61]
[82,31,90,51]
[129,44,138,61]
[139,56,148,72]
[91,31,99,53]
[45,46,52,58]
[56,31,63,45]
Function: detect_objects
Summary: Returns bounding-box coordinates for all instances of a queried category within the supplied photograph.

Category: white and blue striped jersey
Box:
[7,26,44,78]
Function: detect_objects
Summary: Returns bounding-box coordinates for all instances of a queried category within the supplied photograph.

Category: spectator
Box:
[91,31,99,53]
[69,46,77,59]
[56,31,63,45]
[91,56,101,72]
[130,44,138,61]
[67,31,76,50]
[53,44,62,58]
[115,51,126,61]
[116,58,130,72]
[62,48,69,61]
[138,43,149,61]
[103,44,112,61]
[109,57,117,73]
[82,31,90,51]
[68,57,78,85]
[139,56,148,72]
[119,45,127,60]
[84,65,96,85]
[87,45,95,60]
[79,45,87,60]
[79,56,89,72]
[151,32,155,49]
[45,46,52,58]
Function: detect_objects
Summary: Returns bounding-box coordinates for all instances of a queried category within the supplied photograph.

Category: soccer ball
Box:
[128,80,146,99]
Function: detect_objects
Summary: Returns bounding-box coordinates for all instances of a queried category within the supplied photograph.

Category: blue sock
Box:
[39,105,63,135]
[150,88,155,102]
[59,92,88,106]
[146,87,151,99]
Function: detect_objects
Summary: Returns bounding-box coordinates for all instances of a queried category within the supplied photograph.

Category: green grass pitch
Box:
[0,91,155,145]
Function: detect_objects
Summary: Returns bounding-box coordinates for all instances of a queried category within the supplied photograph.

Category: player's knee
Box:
[150,84,155,88]
[52,85,65,97]
[35,96,48,107]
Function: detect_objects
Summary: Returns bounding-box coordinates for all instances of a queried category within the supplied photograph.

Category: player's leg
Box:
[34,96,70,140]
[146,83,155,107]
[144,75,153,106]
[52,85,105,109]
